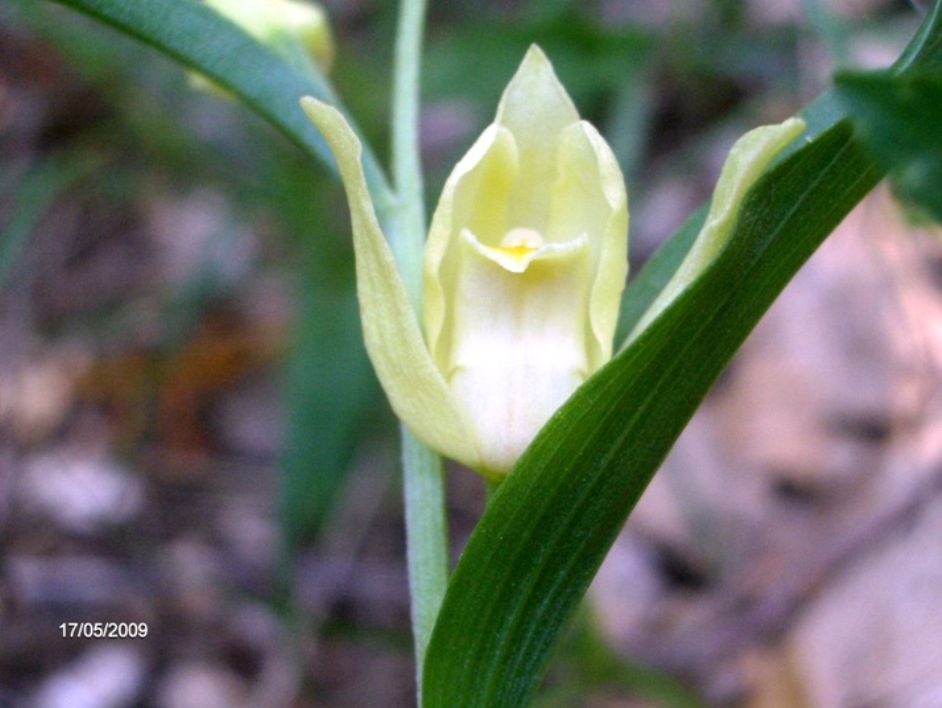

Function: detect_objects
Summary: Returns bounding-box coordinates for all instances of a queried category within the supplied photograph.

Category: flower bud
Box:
[192,0,334,98]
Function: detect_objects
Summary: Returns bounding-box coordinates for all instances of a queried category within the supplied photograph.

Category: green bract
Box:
[303,46,628,478]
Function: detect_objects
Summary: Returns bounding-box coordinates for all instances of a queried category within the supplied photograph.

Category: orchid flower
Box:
[302,45,804,479]
[303,46,626,478]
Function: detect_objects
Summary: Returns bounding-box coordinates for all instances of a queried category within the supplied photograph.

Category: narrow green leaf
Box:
[836,69,942,222]
[425,4,942,702]
[893,1,942,75]
[46,0,394,206]
[279,284,377,546]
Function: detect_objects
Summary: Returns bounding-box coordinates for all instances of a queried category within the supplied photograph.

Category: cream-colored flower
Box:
[420,47,629,474]
[303,46,627,477]
[302,45,805,478]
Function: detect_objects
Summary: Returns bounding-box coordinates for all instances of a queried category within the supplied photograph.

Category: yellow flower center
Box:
[500,227,544,252]
[478,228,545,270]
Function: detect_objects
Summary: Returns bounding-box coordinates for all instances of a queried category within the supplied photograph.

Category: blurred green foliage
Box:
[0,153,102,289]
[837,69,942,224]
[4,0,918,539]
[537,609,705,708]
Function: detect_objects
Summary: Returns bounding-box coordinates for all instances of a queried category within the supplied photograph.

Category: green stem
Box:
[402,428,449,691]
[390,0,446,699]
[390,0,428,308]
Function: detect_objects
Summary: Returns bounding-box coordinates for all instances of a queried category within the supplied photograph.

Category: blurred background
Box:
[2,0,942,705]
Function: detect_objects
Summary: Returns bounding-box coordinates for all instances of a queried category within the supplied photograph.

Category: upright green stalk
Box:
[402,427,448,692]
[390,0,428,306]
[390,0,447,697]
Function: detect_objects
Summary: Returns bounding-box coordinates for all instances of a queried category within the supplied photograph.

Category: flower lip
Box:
[464,228,590,274]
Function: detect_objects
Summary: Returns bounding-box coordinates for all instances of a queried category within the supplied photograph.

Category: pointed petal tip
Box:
[521,43,549,66]
[512,43,558,88]
[497,43,579,142]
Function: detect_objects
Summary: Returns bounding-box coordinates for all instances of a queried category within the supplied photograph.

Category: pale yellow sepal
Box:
[300,98,482,470]
[626,116,806,344]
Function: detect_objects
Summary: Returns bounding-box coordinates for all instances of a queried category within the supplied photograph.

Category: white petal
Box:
[549,121,629,370]
[497,45,581,234]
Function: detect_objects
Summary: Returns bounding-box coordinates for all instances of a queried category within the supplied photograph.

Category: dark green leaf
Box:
[836,69,942,222]
[615,205,705,345]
